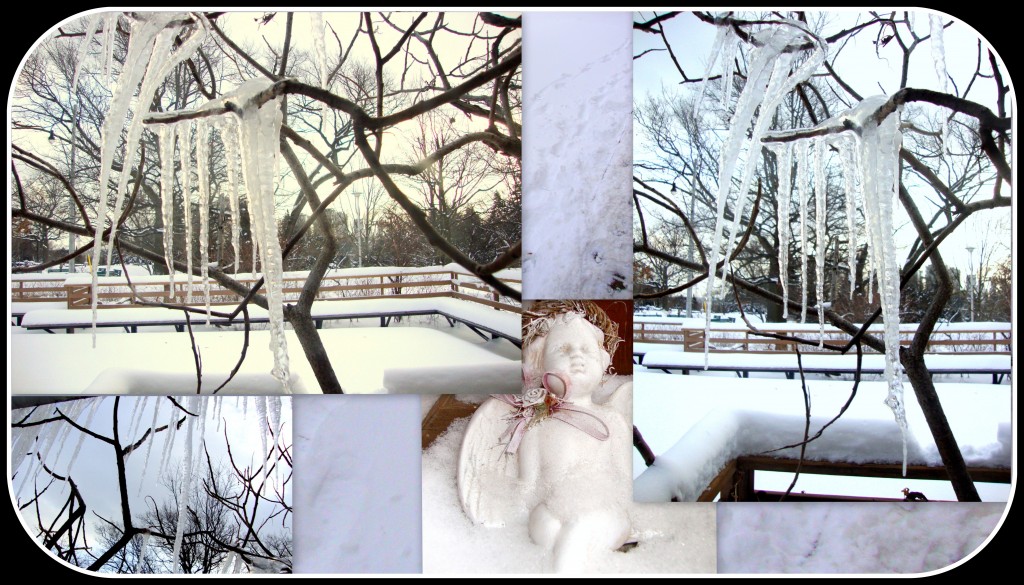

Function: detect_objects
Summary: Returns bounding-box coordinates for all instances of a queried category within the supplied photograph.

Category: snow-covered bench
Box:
[640,350,1011,384]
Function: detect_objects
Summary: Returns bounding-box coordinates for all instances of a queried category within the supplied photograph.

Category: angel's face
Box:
[541,318,606,395]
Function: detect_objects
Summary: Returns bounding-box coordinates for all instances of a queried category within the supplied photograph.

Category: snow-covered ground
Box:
[292,395,421,573]
[10,322,520,395]
[717,502,1006,573]
[421,406,717,574]
[521,12,632,299]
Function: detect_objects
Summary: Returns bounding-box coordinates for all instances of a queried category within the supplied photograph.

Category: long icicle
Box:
[795,139,810,323]
[774,142,792,319]
[839,134,859,299]
[104,15,209,275]
[88,13,178,346]
[813,137,827,347]
[196,119,212,322]
[179,120,195,304]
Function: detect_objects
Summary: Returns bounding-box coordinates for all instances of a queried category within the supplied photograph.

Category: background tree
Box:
[633,11,1012,501]
[10,11,523,393]
[11,396,291,573]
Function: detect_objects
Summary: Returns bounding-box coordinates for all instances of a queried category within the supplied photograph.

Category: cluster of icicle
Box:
[11,396,287,573]
[75,13,291,392]
[698,19,909,473]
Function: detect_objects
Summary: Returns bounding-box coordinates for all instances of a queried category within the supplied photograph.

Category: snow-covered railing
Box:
[10,277,68,302]
[25,267,520,313]
[634,322,1011,355]
[697,455,1010,502]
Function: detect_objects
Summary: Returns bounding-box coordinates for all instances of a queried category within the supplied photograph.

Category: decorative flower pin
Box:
[493,372,610,455]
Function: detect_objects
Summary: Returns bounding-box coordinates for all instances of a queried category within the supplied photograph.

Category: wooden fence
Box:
[634,322,1011,355]
[12,270,521,314]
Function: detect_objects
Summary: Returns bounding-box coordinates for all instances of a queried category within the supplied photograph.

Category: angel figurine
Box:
[457,301,633,572]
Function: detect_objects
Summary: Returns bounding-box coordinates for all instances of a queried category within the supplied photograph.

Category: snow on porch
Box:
[10,326,519,395]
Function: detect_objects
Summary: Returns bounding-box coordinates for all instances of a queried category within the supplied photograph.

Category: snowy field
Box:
[10,320,520,395]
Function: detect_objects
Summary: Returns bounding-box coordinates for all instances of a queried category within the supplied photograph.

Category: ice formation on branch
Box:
[697,17,910,471]
[233,80,292,393]
[763,95,910,472]
[701,20,827,365]
[77,11,292,390]
[87,13,208,343]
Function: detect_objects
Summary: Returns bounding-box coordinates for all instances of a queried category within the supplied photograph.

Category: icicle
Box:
[125,394,148,446]
[774,142,792,319]
[220,117,242,274]
[171,396,199,573]
[268,396,282,444]
[813,137,827,346]
[89,13,179,346]
[719,50,796,283]
[693,24,730,118]
[311,12,328,88]
[179,120,196,304]
[159,125,177,298]
[158,400,180,478]
[703,22,827,364]
[235,82,292,392]
[719,31,738,107]
[71,14,102,92]
[103,26,177,273]
[102,13,117,87]
[138,397,164,495]
[65,398,101,476]
[48,400,87,471]
[929,15,950,154]
[256,397,270,486]
[795,139,810,323]
[18,405,78,501]
[194,398,209,478]
[196,119,213,322]
[856,98,909,474]
[136,531,150,573]
[103,15,209,277]
[212,395,223,433]
[839,135,860,299]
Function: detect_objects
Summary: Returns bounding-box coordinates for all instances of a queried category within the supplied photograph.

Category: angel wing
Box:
[456,396,521,527]
[593,374,633,414]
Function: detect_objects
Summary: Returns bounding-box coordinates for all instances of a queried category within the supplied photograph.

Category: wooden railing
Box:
[9,278,68,302]
[13,269,521,314]
[634,322,1011,355]
[698,456,1011,502]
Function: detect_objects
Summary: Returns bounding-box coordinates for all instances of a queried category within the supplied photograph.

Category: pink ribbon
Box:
[493,372,610,455]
